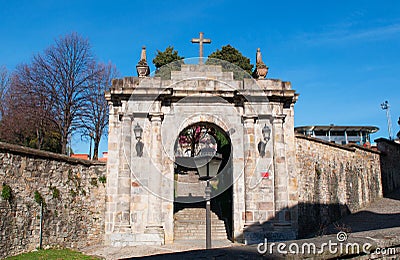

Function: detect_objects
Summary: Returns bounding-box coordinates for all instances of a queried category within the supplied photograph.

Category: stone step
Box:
[174,231,227,237]
[174,236,227,240]
[174,207,228,241]
[174,208,222,216]
[173,239,233,248]
[174,219,226,224]
[174,225,227,231]
[175,233,227,237]
[174,229,227,234]
[174,225,226,230]
[175,223,226,228]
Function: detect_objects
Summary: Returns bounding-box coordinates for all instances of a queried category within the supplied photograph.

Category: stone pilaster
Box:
[242,115,258,224]
[105,103,119,237]
[146,113,164,234]
[115,113,132,230]
[272,115,289,223]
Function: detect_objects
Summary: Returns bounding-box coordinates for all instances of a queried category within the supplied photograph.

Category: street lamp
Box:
[258,124,271,157]
[262,124,271,142]
[193,147,222,249]
[134,122,144,157]
[134,122,143,140]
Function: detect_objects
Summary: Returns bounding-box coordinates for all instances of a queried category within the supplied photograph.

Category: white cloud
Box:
[299,23,400,45]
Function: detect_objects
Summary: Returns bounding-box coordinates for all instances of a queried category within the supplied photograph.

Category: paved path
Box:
[82,189,400,259]
[82,240,242,260]
[320,189,400,251]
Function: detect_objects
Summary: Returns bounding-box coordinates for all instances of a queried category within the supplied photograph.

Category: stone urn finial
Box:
[253,48,268,79]
[256,48,262,64]
[136,46,150,77]
[140,46,147,61]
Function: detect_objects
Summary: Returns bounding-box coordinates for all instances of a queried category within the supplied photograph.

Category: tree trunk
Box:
[61,131,68,155]
[93,136,100,160]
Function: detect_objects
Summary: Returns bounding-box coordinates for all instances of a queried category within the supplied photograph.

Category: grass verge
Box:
[6,249,100,260]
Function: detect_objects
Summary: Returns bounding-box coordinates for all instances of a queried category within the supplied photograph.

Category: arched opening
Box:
[173,122,233,242]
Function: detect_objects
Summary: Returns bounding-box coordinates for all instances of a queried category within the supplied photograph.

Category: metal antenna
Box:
[381,100,393,140]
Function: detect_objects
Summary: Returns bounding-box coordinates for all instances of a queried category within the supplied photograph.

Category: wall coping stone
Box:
[346,143,381,154]
[295,134,380,154]
[0,142,105,166]
[375,138,400,147]
[374,138,400,157]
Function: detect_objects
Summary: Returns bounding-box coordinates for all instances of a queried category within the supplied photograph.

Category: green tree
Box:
[206,45,253,79]
[152,46,184,79]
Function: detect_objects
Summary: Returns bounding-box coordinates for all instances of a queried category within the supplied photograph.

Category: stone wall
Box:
[0,142,106,258]
[376,138,400,195]
[296,135,382,237]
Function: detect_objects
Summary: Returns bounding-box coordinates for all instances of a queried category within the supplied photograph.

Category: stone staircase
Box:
[174,207,229,241]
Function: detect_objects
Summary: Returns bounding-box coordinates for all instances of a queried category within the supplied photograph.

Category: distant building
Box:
[70,152,108,161]
[295,125,379,145]
[70,153,89,160]
[99,152,108,162]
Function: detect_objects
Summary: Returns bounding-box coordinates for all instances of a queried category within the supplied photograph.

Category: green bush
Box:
[98,176,106,184]
[34,191,45,205]
[90,178,98,187]
[1,183,12,202]
[50,186,60,199]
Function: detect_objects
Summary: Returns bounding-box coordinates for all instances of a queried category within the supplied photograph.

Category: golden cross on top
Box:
[191,32,211,64]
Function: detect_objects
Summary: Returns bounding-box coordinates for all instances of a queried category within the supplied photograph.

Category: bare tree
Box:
[0,66,61,152]
[16,64,61,151]
[0,33,115,155]
[30,33,97,154]
[0,66,10,119]
[79,62,117,160]
[0,79,33,146]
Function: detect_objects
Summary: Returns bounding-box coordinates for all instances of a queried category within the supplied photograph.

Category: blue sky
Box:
[1,0,399,155]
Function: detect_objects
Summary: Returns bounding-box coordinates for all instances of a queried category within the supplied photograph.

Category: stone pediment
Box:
[170,64,234,81]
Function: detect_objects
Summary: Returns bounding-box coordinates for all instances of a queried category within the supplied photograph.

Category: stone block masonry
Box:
[0,142,106,258]
[296,135,382,237]
[376,138,400,195]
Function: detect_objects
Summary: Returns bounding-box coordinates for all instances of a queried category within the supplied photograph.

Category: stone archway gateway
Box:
[173,122,233,242]
[104,44,299,246]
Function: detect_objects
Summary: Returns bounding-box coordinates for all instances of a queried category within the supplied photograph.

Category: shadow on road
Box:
[121,246,273,260]
[321,188,400,235]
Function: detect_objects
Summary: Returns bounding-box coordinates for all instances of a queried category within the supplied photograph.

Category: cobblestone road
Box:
[82,189,400,259]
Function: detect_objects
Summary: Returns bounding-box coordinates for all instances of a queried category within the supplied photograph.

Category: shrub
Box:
[50,187,60,199]
[98,176,106,184]
[1,183,12,202]
[34,191,45,205]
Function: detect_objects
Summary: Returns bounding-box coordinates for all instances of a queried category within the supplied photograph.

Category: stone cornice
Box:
[106,87,298,107]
